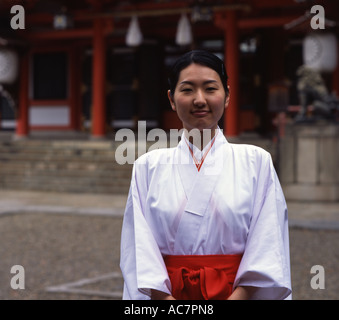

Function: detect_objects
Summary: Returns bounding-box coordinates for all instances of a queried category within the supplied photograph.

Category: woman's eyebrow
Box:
[179,80,218,85]
[179,80,194,86]
[203,80,218,85]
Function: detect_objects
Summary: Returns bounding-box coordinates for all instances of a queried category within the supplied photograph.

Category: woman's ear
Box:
[225,86,230,109]
[167,90,176,111]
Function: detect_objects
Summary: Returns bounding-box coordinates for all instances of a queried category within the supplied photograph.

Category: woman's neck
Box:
[185,128,217,151]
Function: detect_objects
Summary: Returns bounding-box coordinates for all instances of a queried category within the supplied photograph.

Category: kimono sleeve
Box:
[120,159,172,300]
[233,151,292,300]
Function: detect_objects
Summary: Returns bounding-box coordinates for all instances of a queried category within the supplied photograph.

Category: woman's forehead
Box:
[178,63,221,83]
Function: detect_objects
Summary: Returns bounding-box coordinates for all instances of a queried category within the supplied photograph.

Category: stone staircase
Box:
[0,132,276,195]
[0,139,133,194]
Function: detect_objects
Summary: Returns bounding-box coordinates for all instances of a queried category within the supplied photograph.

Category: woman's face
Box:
[168,63,229,132]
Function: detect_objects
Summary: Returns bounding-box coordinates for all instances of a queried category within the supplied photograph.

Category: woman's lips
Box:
[192,110,210,117]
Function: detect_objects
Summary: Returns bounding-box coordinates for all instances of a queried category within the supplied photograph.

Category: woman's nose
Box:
[193,90,206,106]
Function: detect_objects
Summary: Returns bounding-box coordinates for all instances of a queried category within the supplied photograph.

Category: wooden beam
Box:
[76,3,251,20]
[251,0,308,8]
[215,13,301,30]
[24,24,114,41]
[238,16,302,29]
[25,13,299,42]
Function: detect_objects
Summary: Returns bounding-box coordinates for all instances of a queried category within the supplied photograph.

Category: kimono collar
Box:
[179,127,228,171]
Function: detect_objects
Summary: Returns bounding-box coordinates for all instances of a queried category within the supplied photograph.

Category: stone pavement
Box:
[0,189,127,218]
[1,189,339,230]
[0,189,338,300]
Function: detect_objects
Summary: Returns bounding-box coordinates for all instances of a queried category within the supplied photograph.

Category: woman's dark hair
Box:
[168,50,229,97]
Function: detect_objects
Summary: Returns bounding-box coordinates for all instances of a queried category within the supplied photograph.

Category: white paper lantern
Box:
[176,14,193,46]
[0,49,19,84]
[126,16,143,47]
[303,32,338,72]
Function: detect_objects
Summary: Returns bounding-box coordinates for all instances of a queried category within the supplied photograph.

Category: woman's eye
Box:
[181,88,192,92]
[206,87,217,92]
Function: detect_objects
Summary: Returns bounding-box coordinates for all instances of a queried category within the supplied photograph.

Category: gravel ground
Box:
[0,212,122,300]
[0,212,338,300]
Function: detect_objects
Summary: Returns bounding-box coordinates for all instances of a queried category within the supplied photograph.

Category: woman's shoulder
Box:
[228,142,272,164]
[230,142,270,154]
[134,147,176,167]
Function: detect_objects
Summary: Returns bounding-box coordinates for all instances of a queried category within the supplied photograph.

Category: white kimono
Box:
[120,129,292,300]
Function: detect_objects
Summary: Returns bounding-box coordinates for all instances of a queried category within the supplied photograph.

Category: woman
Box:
[120,50,292,300]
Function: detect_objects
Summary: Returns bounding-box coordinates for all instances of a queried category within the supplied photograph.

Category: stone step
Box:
[0,167,132,179]
[0,139,134,194]
[0,176,131,187]
[0,146,117,156]
[0,175,131,193]
[0,139,156,151]
[0,157,132,169]
[0,181,130,194]
[0,135,275,195]
[0,151,118,159]
[0,164,132,176]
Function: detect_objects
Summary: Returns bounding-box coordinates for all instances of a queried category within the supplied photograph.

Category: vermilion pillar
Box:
[224,10,239,137]
[15,53,29,138]
[333,41,339,96]
[91,18,106,138]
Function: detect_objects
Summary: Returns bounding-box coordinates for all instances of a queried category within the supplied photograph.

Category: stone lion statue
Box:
[296,65,339,122]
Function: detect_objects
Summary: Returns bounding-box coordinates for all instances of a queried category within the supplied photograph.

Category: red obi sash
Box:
[164,254,242,300]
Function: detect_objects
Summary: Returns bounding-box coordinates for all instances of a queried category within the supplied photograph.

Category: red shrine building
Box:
[0,0,338,139]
